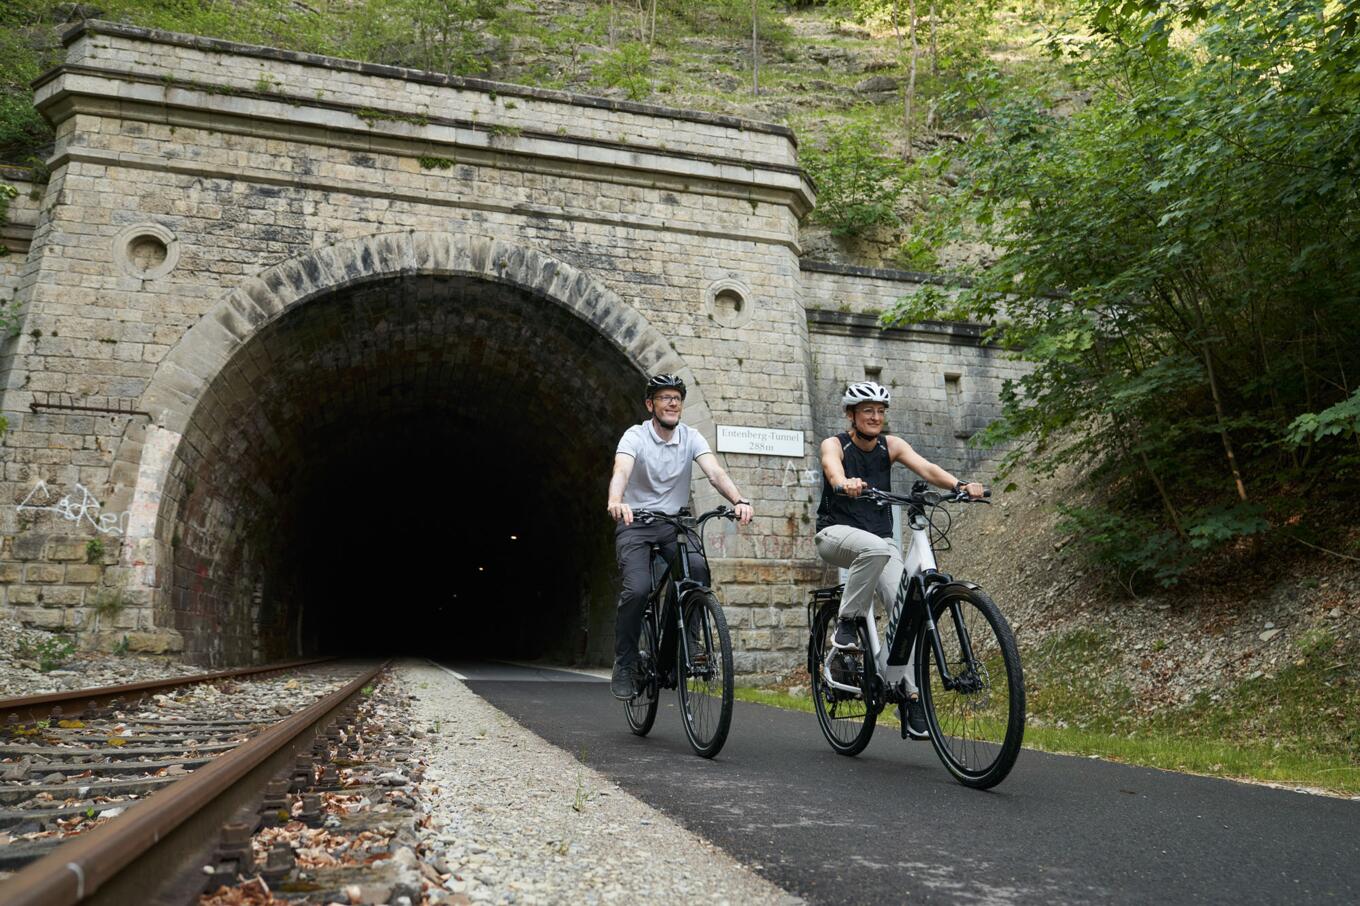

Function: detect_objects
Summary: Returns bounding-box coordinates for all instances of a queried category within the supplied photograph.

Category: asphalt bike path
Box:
[452,660,1359,905]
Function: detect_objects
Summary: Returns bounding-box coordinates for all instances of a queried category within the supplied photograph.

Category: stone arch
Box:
[110,232,726,651]
[137,231,718,439]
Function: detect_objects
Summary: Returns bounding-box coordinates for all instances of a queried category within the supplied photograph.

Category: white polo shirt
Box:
[616,420,712,513]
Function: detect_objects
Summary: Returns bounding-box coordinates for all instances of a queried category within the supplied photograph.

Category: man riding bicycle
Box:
[607,374,754,700]
[815,380,984,736]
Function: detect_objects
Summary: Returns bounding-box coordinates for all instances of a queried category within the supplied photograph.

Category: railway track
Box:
[0,658,419,905]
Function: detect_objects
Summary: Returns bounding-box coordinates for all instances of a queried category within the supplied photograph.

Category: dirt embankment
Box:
[939,465,1360,712]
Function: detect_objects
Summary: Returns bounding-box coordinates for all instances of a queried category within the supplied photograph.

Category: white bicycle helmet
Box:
[842,381,891,408]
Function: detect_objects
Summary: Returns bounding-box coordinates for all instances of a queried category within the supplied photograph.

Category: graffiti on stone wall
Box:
[16,480,128,536]
[781,460,822,488]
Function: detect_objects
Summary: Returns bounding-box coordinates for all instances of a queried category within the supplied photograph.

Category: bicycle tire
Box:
[810,601,878,756]
[918,587,1024,789]
[624,611,660,736]
[676,591,734,758]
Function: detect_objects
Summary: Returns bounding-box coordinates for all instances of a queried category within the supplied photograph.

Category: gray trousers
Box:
[814,524,917,694]
[614,520,709,666]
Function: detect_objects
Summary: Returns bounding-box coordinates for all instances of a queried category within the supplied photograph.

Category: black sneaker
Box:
[832,618,860,650]
[903,696,929,739]
[610,660,636,700]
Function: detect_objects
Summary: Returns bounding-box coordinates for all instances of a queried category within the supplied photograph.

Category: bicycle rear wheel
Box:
[676,591,733,758]
[624,611,659,736]
[919,587,1024,789]
[809,601,878,756]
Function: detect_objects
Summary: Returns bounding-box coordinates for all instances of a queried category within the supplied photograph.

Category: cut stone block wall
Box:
[0,23,1025,676]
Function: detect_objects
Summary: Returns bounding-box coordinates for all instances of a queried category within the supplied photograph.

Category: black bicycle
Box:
[807,482,1025,789]
[623,506,737,758]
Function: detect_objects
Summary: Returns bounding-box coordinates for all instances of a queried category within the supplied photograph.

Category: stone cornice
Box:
[59,20,800,145]
[806,309,988,347]
[34,65,815,220]
[799,258,975,289]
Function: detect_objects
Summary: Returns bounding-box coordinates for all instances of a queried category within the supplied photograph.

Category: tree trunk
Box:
[906,0,918,159]
[650,0,658,47]
[889,1,915,159]
[609,0,616,49]
[752,0,760,96]
[1140,449,1188,541]
[930,1,938,77]
[1202,339,1249,501]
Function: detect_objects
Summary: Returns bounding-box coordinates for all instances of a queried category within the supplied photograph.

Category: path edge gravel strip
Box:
[403,660,803,904]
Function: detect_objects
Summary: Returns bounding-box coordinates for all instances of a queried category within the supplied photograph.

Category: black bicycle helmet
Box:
[645,373,687,401]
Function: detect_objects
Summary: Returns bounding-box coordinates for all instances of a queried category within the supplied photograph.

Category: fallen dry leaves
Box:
[200,877,288,906]
[249,822,396,870]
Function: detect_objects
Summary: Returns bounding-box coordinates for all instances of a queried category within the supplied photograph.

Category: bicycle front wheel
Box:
[624,612,659,736]
[919,587,1024,789]
[676,591,734,758]
[809,601,877,756]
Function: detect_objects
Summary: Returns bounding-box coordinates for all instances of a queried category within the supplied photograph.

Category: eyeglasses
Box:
[856,406,888,418]
[652,394,684,405]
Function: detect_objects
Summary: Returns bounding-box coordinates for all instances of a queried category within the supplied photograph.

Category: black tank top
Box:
[816,431,893,537]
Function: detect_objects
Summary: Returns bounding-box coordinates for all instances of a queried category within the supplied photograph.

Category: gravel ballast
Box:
[401,661,801,905]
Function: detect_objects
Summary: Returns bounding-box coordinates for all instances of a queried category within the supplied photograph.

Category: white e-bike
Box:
[807,481,1025,789]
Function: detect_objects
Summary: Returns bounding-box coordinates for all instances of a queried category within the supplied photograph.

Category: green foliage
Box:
[342,0,522,77]
[1057,504,1187,590]
[802,120,910,236]
[885,0,1360,581]
[92,588,125,619]
[1183,502,1269,551]
[85,537,104,564]
[0,181,16,240]
[1286,389,1360,448]
[665,0,791,46]
[16,633,77,672]
[594,41,653,101]
[0,0,521,162]
[112,634,130,656]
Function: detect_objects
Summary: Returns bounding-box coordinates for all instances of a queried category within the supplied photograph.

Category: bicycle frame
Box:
[638,511,722,684]
[820,497,984,702]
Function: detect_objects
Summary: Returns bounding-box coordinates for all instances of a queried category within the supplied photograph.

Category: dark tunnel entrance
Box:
[162,273,645,666]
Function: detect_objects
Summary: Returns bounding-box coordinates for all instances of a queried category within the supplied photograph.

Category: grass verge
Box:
[736,633,1360,797]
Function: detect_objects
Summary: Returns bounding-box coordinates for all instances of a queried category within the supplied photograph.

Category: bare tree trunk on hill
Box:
[752,0,760,96]
[930,1,938,77]
[890,0,918,159]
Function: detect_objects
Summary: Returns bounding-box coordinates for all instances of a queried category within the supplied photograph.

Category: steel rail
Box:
[0,659,388,906]
[0,656,338,723]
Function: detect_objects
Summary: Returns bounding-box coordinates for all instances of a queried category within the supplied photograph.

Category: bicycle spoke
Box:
[922,590,1024,788]
[810,601,877,756]
[677,593,733,758]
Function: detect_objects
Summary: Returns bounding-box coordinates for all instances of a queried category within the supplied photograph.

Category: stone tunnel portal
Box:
[162,273,643,666]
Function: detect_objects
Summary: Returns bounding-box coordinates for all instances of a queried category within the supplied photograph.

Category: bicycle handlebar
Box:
[844,486,991,507]
[630,506,738,529]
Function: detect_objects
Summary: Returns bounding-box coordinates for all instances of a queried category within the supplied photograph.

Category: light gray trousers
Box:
[814,524,917,694]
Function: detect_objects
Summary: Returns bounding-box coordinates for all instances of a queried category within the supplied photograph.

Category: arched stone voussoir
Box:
[137,231,715,460]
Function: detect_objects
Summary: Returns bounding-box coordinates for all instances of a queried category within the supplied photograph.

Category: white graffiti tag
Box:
[16,481,128,536]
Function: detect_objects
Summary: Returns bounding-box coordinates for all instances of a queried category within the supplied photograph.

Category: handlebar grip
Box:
[984,489,992,498]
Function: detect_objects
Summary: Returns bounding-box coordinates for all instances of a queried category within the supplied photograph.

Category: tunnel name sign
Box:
[716,426,802,457]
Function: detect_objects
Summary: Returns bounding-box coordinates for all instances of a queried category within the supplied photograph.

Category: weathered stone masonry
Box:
[0,23,1027,673]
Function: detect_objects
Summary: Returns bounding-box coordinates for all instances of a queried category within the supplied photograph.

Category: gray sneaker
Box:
[610,660,636,700]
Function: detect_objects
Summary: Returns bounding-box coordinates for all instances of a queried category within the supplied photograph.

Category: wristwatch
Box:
[953,480,968,492]
[737,499,751,506]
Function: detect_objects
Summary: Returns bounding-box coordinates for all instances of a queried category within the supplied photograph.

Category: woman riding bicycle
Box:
[606,374,754,700]
[815,381,985,736]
